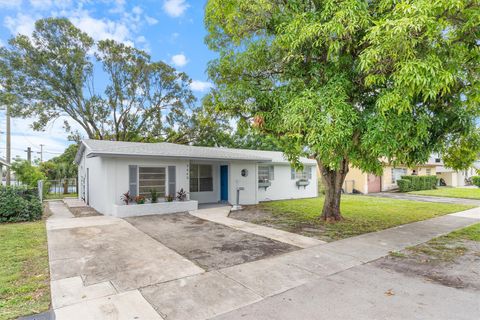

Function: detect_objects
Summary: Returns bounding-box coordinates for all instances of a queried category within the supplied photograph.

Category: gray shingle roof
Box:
[77,140,316,165]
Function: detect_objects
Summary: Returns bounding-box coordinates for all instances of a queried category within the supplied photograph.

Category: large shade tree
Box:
[0,18,196,142]
[205,0,480,221]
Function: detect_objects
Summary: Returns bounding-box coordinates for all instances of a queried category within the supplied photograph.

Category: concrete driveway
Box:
[126,213,297,270]
[47,201,480,320]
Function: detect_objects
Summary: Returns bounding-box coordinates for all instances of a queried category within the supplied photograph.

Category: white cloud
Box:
[190,80,213,92]
[29,0,52,8]
[0,115,83,161]
[163,0,189,17]
[145,15,158,25]
[68,9,133,45]
[0,0,22,8]
[170,53,188,67]
[4,13,36,37]
[132,5,142,15]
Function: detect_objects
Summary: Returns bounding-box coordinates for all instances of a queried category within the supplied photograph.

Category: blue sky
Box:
[0,0,215,161]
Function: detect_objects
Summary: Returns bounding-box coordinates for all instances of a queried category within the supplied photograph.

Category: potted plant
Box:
[165,194,174,202]
[134,195,146,204]
[150,189,158,203]
[121,191,132,205]
[176,188,187,201]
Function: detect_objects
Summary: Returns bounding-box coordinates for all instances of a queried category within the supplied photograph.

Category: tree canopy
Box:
[0,18,197,142]
[205,0,480,219]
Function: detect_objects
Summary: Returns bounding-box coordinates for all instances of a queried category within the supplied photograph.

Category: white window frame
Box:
[258,165,274,183]
[426,168,432,176]
[137,166,167,197]
[391,168,407,184]
[190,164,214,192]
[291,167,313,180]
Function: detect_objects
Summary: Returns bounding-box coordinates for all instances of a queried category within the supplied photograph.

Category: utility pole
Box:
[24,147,32,164]
[38,144,44,162]
[6,105,11,186]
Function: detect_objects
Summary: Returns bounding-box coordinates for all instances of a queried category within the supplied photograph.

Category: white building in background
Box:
[0,158,9,186]
[430,155,478,187]
[74,140,318,217]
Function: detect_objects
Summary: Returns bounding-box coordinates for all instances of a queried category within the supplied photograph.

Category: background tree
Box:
[205,0,480,220]
[40,144,78,194]
[0,18,195,142]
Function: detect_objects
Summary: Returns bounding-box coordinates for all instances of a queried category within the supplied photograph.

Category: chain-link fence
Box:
[47,178,77,196]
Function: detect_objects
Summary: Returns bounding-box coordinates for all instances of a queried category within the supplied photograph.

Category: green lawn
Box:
[405,223,480,261]
[409,187,480,200]
[0,221,50,320]
[255,195,474,241]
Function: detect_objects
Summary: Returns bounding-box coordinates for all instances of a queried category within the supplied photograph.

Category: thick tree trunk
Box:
[318,158,349,221]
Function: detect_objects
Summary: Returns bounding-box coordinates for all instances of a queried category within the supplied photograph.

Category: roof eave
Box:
[86,152,272,162]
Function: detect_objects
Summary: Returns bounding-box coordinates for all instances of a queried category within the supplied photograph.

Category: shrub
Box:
[0,186,43,223]
[400,175,437,191]
[397,179,412,192]
[472,176,480,188]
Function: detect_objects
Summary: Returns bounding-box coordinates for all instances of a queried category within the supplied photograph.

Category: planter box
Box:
[258,181,272,189]
[296,179,310,188]
[112,200,198,218]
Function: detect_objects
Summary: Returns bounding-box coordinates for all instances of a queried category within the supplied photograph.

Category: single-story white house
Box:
[74,140,318,217]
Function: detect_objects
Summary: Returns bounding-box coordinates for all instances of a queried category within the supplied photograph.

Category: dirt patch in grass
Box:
[376,224,480,291]
[0,220,51,320]
[229,196,473,242]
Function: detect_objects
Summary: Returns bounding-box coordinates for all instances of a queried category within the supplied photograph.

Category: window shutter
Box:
[308,167,312,180]
[168,166,176,196]
[269,166,274,180]
[291,167,295,180]
[129,165,138,197]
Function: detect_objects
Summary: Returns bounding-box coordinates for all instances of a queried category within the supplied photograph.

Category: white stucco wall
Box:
[258,164,318,202]
[229,161,258,205]
[189,161,222,204]
[78,154,320,215]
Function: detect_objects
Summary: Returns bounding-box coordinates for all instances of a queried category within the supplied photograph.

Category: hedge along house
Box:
[74,140,318,217]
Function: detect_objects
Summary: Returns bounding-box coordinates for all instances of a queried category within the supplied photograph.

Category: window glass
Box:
[138,167,166,196]
[258,165,274,182]
[391,168,407,183]
[291,167,312,180]
[190,164,213,192]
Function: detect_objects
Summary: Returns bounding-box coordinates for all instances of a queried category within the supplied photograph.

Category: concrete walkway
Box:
[47,201,74,219]
[46,202,203,320]
[369,192,480,206]
[46,202,480,319]
[190,206,324,248]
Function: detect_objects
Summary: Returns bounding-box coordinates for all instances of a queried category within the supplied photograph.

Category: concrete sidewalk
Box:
[368,192,480,206]
[46,202,480,320]
[147,208,480,320]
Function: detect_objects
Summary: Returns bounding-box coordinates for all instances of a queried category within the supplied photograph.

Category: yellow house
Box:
[344,160,438,194]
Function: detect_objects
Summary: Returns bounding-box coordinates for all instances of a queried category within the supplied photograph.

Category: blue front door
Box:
[220,165,228,202]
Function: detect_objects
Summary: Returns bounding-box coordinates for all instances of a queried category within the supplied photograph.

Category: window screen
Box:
[291,167,312,180]
[138,167,166,197]
[258,165,274,182]
[190,164,213,192]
